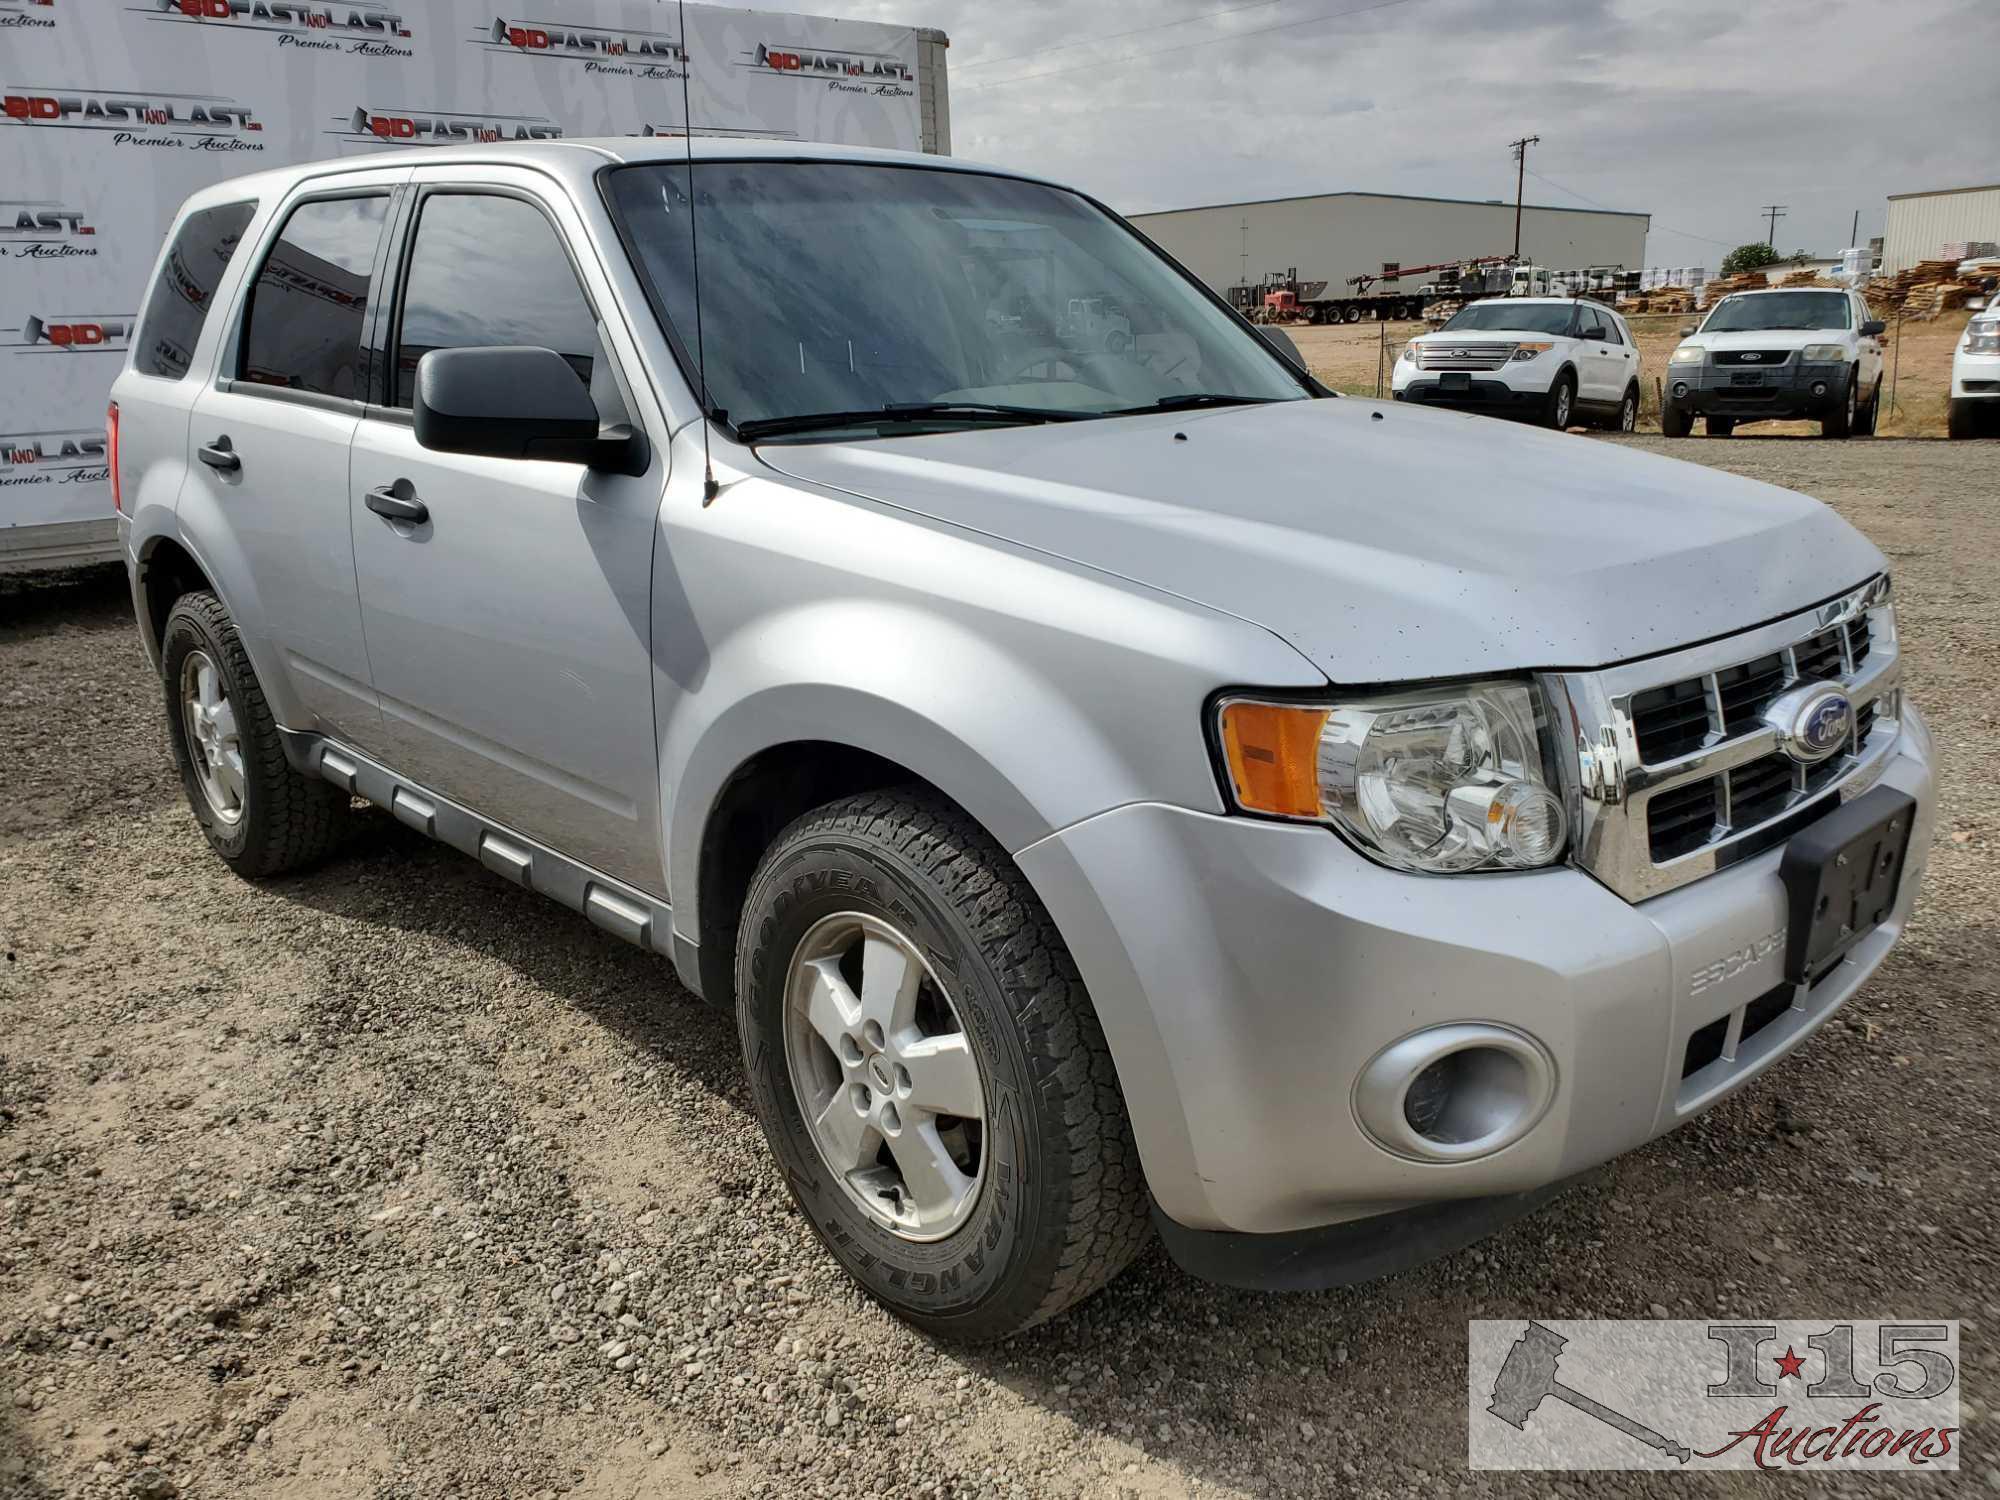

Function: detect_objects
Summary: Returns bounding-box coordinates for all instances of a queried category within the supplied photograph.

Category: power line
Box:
[956,0,1427,93]
[955,0,1312,72]
[1523,167,1734,250]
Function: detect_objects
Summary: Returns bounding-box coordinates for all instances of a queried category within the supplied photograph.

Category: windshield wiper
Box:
[1104,393,1286,416]
[734,402,1088,443]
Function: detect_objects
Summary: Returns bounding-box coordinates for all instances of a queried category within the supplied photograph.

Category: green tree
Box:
[1721,242,1784,277]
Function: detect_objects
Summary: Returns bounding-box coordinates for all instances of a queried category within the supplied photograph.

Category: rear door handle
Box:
[365,482,428,526]
[197,437,240,474]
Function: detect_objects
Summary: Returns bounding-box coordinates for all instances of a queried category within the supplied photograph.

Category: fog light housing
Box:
[1354,1023,1556,1162]
[1672,381,1689,399]
[1812,381,1829,398]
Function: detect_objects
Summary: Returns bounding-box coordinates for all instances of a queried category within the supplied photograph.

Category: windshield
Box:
[606,162,1308,437]
[1439,302,1578,335]
[1701,291,1851,333]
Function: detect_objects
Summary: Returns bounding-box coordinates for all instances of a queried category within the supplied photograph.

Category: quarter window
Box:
[392,193,622,419]
[239,194,389,399]
[135,201,257,380]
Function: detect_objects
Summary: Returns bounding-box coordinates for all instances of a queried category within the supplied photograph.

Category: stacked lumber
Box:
[1617,287,1694,314]
[1698,270,1769,306]
[1779,269,1835,287]
[1865,259,1989,319]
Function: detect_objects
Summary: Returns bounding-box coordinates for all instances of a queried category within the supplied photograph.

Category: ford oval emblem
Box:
[1764,682,1854,765]
[1741,352,1763,362]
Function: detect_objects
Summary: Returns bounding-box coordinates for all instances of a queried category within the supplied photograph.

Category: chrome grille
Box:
[1550,577,1901,901]
[1418,341,1516,371]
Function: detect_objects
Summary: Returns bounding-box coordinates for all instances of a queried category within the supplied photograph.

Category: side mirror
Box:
[1860,320,1886,336]
[1679,325,1697,337]
[414,346,649,477]
[1259,325,1305,369]
[1579,324,1607,342]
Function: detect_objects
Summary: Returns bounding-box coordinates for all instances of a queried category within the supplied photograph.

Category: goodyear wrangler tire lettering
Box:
[734,788,1149,1340]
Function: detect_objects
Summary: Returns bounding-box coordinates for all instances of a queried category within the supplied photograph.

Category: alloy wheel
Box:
[179,648,245,825]
[783,912,987,1241]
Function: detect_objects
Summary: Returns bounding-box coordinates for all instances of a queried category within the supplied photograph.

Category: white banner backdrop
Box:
[1,0,929,533]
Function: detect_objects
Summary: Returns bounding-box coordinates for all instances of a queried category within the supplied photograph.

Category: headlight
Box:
[1401,341,1421,364]
[1964,326,2000,355]
[1510,342,1553,362]
[1214,681,1568,874]
[1802,343,1851,362]
[1669,344,1706,365]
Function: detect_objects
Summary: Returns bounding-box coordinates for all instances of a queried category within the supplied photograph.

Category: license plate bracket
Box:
[1440,371,1471,391]
[1729,371,1765,387]
[1778,787,1916,984]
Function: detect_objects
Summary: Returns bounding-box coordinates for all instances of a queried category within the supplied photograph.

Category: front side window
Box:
[1701,291,1852,333]
[606,162,1307,438]
[1441,303,1578,336]
[1597,310,1625,345]
[239,194,388,398]
[135,200,257,380]
[392,193,622,418]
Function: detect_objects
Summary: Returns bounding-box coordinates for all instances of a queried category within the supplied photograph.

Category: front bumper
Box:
[1392,365,1550,415]
[1665,359,1851,419]
[1019,707,1935,1279]
[1952,350,2000,400]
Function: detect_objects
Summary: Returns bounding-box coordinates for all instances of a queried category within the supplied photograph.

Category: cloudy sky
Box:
[838,0,1999,266]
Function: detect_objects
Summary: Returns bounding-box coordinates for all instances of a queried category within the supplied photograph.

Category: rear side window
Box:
[392,192,621,418]
[239,194,389,399]
[134,201,257,380]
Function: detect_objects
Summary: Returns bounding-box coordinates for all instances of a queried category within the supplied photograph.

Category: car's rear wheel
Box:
[1542,372,1577,430]
[1821,373,1857,438]
[736,789,1149,1340]
[160,591,350,877]
[1614,384,1640,433]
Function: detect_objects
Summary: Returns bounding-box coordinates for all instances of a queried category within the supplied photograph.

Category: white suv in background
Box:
[1392,297,1641,431]
[1663,288,1885,439]
[1950,304,2000,439]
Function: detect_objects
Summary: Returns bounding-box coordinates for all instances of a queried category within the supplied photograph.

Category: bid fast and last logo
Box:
[475,16,686,78]
[144,0,413,56]
[0,200,97,259]
[0,428,108,489]
[1,87,265,152]
[0,0,56,32]
[329,105,561,147]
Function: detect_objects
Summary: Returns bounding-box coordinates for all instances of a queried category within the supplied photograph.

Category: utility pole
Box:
[1509,135,1540,259]
[1849,208,1860,250]
[1760,204,1787,248]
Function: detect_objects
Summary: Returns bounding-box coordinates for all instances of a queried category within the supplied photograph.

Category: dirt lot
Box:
[3,437,1997,1499]
[1289,307,1976,437]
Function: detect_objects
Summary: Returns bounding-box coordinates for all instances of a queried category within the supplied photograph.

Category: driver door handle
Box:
[365,483,428,526]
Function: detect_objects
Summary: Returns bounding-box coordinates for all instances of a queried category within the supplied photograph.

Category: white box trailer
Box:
[0,0,950,574]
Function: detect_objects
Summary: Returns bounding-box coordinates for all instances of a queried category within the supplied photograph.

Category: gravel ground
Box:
[2,436,1995,1499]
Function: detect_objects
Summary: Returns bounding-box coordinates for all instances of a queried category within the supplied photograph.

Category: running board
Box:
[279,728,706,999]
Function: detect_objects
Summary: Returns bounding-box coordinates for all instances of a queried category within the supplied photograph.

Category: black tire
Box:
[1821,373,1856,439]
[736,789,1149,1341]
[1707,417,1737,438]
[1948,398,1982,439]
[1542,371,1577,430]
[1661,403,1693,438]
[1343,304,1362,324]
[1612,384,1640,433]
[160,591,349,878]
[1854,381,1880,436]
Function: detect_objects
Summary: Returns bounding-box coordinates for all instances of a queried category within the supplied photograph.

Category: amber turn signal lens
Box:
[1218,701,1329,819]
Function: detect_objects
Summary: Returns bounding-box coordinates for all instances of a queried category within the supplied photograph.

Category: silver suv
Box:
[112,140,1936,1339]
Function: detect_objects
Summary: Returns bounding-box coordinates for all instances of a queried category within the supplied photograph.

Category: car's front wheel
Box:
[1661,403,1693,438]
[1949,398,1986,439]
[1542,371,1577,430]
[160,591,350,877]
[736,789,1149,1340]
[1821,372,1858,438]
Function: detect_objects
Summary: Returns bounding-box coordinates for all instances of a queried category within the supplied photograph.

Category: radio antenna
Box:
[677,0,719,504]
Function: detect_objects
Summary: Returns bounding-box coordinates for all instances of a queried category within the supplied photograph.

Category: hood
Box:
[755,398,1884,681]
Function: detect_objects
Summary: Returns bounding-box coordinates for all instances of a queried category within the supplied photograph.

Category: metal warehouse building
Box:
[1881,182,2000,274]
[1128,190,1651,298]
